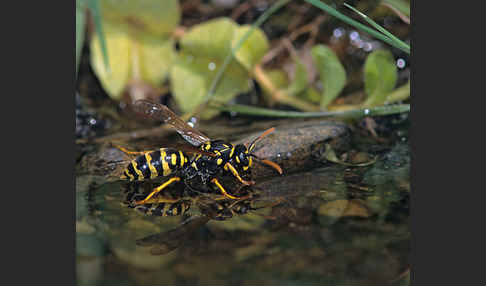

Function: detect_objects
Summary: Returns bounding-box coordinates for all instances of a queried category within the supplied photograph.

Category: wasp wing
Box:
[133,100,211,147]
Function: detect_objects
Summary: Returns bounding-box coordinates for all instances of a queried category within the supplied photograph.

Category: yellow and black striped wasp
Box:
[117,99,283,206]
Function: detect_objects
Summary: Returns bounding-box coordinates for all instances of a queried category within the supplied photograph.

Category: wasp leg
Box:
[224,163,255,186]
[134,177,181,205]
[114,144,154,155]
[210,178,248,200]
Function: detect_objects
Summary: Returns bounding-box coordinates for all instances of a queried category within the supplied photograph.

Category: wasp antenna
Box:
[249,127,275,151]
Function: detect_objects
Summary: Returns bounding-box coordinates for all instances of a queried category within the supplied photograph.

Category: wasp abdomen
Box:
[123,148,188,181]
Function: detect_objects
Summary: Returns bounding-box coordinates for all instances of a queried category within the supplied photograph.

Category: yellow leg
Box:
[224,163,255,185]
[211,178,247,200]
[134,177,181,205]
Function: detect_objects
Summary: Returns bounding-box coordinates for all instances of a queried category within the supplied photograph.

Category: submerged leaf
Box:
[311,45,347,108]
[362,49,397,107]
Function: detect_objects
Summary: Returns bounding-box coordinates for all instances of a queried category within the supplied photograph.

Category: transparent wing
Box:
[133,100,211,146]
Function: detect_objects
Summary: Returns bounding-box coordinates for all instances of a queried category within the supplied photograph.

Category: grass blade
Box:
[343,3,409,53]
[211,103,410,119]
[76,1,85,77]
[87,0,110,72]
[303,0,409,54]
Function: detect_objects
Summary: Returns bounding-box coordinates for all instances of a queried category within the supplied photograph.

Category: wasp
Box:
[117,100,283,205]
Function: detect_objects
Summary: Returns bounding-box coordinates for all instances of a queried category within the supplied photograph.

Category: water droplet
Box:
[349,31,360,41]
[363,42,373,52]
[208,62,216,71]
[396,58,406,69]
[333,28,345,38]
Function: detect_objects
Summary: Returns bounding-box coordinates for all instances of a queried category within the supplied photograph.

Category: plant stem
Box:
[252,64,321,112]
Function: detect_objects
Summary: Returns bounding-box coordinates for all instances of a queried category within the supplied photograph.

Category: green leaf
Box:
[285,56,308,96]
[90,24,131,99]
[311,45,347,108]
[232,25,269,71]
[136,35,176,87]
[300,87,321,104]
[180,18,236,59]
[87,0,110,72]
[76,2,85,77]
[89,1,179,100]
[170,53,251,119]
[172,18,263,119]
[99,0,180,37]
[362,49,398,107]
[262,69,288,98]
[382,0,410,17]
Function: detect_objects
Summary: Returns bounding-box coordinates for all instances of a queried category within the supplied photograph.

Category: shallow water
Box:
[76,121,410,286]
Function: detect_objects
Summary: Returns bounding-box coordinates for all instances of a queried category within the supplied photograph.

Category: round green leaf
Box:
[173,17,259,119]
[180,18,237,59]
[232,25,269,71]
[90,23,176,100]
[170,53,251,119]
[285,56,308,96]
[363,49,398,107]
[90,24,131,100]
[137,35,176,87]
[263,69,289,98]
[311,45,347,108]
[100,0,180,37]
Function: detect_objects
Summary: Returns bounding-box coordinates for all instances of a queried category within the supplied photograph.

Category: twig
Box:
[252,64,320,111]
[261,15,326,64]
[230,1,252,20]
[76,125,174,144]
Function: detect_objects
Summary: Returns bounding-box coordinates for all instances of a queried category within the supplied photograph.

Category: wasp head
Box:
[233,144,252,171]
[235,127,283,175]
